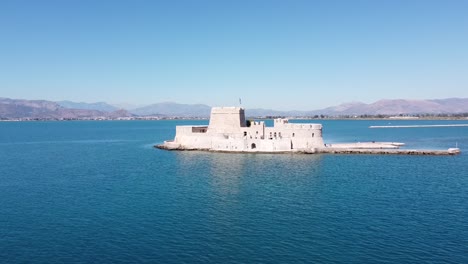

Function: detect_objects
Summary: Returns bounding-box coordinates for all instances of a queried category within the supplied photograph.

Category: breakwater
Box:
[156,144,461,156]
[314,148,461,155]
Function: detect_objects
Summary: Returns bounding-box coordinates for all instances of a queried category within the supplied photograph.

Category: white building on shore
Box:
[159,107,324,152]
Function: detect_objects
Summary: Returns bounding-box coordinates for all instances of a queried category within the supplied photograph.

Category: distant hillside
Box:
[2,97,468,119]
[310,98,468,116]
[130,102,211,117]
[231,98,468,117]
[0,98,132,119]
[57,100,118,112]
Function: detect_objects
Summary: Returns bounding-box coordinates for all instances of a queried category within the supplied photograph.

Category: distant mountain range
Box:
[1,97,468,119]
[0,97,133,119]
[244,98,468,117]
[313,98,468,116]
[57,100,119,112]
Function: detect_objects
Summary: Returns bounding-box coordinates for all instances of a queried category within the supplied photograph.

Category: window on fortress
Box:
[312,133,314,137]
[244,131,247,136]
[292,133,295,137]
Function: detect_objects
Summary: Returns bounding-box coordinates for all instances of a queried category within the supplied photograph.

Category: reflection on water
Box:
[175,151,324,198]
[208,153,246,196]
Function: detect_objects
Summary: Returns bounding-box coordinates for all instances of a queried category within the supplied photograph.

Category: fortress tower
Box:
[208,107,246,134]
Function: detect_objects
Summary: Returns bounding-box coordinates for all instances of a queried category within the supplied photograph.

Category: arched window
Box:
[312,133,314,137]
[251,143,256,149]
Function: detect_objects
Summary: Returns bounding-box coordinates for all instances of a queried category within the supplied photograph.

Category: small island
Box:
[156,107,460,155]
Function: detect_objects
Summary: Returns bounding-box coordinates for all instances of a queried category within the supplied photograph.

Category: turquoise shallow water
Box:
[1,120,467,263]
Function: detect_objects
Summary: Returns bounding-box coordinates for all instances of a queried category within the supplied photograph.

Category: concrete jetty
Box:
[313,147,461,155]
[156,143,461,155]
[325,142,404,149]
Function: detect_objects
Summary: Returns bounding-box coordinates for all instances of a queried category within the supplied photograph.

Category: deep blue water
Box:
[1,120,467,263]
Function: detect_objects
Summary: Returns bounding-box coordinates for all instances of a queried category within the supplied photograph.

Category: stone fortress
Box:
[161,107,324,152]
[157,106,461,155]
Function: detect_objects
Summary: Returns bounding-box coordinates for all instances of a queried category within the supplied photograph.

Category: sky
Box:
[0,0,467,110]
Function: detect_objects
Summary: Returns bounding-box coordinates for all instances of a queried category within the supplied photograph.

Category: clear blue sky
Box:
[1,0,467,110]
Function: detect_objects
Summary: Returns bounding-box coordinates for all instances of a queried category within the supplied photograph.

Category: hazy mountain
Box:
[310,102,367,115]
[429,98,468,113]
[130,102,211,117]
[57,100,118,112]
[2,97,468,119]
[0,98,132,119]
[310,98,468,115]
[244,98,468,116]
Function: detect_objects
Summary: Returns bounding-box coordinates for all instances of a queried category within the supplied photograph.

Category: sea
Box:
[1,119,467,263]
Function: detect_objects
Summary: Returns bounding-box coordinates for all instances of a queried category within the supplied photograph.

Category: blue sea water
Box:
[0,120,467,263]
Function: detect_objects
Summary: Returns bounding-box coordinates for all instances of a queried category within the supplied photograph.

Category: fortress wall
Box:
[176,126,193,133]
[211,137,292,152]
[259,139,291,151]
[175,126,193,141]
[291,137,324,150]
[263,126,324,149]
[175,126,213,149]
[242,126,266,139]
[247,138,291,151]
[278,123,322,130]
[273,119,321,129]
[263,127,322,138]
[176,134,212,149]
[212,137,249,151]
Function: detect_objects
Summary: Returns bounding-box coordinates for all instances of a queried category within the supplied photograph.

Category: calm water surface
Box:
[1,120,467,263]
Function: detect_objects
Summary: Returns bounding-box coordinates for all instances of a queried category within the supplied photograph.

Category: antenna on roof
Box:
[239,98,242,105]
